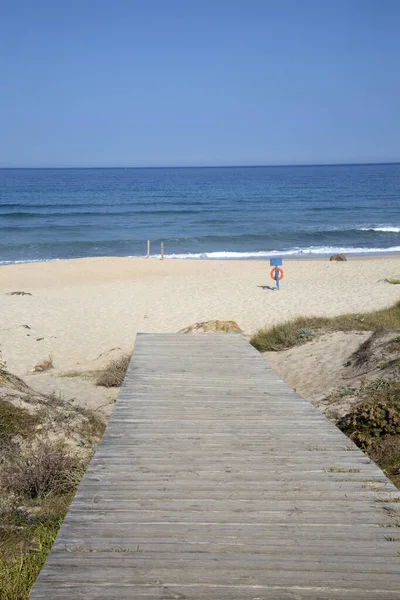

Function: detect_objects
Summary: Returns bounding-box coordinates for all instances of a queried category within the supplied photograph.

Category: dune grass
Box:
[76,409,106,443]
[250,300,400,352]
[0,439,89,600]
[0,389,104,599]
[0,401,41,446]
[0,504,69,600]
[96,354,131,387]
[58,370,83,378]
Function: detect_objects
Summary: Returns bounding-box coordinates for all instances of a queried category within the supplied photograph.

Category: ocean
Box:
[0,164,399,265]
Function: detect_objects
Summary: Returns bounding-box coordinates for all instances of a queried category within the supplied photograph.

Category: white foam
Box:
[2,246,400,265]
[358,226,400,233]
[160,246,400,259]
[0,258,60,266]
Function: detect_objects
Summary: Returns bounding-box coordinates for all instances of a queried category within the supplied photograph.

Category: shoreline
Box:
[1,250,400,269]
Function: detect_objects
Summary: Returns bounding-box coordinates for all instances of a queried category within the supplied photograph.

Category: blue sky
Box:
[1,0,399,167]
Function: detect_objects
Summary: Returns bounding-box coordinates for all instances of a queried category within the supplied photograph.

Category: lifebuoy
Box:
[270,267,284,281]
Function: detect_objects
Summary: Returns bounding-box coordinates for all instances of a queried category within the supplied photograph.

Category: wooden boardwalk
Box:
[30,333,400,599]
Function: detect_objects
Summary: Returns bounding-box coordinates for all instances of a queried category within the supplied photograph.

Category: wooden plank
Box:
[29,333,400,599]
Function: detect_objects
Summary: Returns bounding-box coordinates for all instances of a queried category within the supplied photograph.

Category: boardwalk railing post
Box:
[161,242,164,260]
[146,240,150,259]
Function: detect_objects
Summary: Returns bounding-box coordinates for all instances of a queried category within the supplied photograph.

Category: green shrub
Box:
[337,381,400,488]
[338,389,400,448]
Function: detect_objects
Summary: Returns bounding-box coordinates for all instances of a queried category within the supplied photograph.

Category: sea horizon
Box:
[1,161,400,170]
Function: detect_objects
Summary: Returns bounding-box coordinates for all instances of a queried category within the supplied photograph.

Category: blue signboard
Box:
[269,258,282,267]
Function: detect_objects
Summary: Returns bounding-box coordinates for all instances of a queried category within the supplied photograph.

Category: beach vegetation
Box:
[2,440,85,500]
[0,437,89,600]
[377,498,400,503]
[0,401,41,447]
[250,300,400,352]
[329,386,356,400]
[297,327,315,339]
[250,316,329,352]
[0,355,7,383]
[95,353,131,387]
[179,320,243,334]
[336,380,400,487]
[386,279,400,285]
[0,369,105,599]
[58,370,83,378]
[251,301,400,489]
[0,511,65,600]
[76,408,106,442]
[327,467,360,473]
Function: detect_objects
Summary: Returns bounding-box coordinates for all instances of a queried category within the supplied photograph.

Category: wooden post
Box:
[146,240,150,259]
[161,242,164,260]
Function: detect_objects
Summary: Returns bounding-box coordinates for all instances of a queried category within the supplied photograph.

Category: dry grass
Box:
[250,300,400,352]
[0,359,7,383]
[0,401,40,447]
[2,440,85,500]
[75,408,106,443]
[58,370,83,378]
[180,320,242,334]
[328,467,360,473]
[0,439,88,597]
[0,369,106,599]
[0,441,86,600]
[96,353,131,387]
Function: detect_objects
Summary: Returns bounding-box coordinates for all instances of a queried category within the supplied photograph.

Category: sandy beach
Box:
[1,255,400,414]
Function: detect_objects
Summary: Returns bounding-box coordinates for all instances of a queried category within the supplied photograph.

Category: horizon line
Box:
[1,161,400,170]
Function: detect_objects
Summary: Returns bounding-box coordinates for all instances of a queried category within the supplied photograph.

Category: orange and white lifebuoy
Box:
[270,267,284,281]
